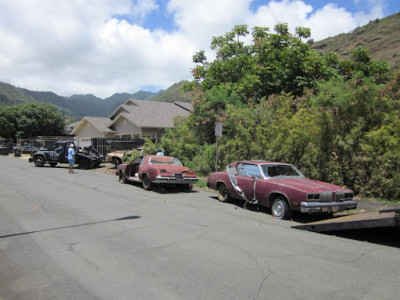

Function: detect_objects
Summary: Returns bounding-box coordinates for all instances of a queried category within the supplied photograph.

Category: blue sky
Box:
[0,0,398,97]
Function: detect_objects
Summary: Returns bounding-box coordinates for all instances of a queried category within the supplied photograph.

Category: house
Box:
[71,99,191,147]
[72,117,115,148]
[108,99,191,140]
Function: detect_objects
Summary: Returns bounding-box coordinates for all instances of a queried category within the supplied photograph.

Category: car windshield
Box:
[261,164,305,178]
[149,157,182,166]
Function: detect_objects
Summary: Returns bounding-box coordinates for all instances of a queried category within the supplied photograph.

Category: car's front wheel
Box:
[119,171,127,184]
[217,183,231,202]
[34,156,45,167]
[112,157,122,166]
[271,197,292,220]
[142,174,152,190]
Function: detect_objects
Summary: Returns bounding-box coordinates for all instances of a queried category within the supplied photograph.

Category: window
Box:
[261,164,304,178]
[149,157,182,166]
[132,156,143,164]
[237,163,261,178]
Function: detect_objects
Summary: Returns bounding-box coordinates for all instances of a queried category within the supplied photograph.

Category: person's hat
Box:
[69,144,74,148]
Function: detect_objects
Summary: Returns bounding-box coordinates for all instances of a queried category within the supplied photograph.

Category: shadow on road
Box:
[0,216,140,239]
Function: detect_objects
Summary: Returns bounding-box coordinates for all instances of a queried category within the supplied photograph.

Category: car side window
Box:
[50,143,60,151]
[132,156,142,164]
[237,163,261,178]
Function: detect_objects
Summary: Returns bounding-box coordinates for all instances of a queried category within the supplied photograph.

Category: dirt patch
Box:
[94,163,117,176]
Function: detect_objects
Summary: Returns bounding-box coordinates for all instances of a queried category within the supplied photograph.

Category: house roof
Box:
[109,105,131,120]
[110,99,191,128]
[71,117,115,135]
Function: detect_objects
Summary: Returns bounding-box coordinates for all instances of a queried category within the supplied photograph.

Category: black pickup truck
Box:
[29,141,103,169]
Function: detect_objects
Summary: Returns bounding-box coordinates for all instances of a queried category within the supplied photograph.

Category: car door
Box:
[49,142,62,161]
[235,163,262,201]
[128,156,143,178]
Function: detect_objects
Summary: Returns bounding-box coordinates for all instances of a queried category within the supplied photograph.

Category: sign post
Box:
[215,122,222,171]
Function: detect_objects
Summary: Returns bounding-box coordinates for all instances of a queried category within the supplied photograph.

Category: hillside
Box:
[149,81,192,102]
[0,84,159,118]
[311,12,400,70]
[0,81,192,118]
[0,82,36,105]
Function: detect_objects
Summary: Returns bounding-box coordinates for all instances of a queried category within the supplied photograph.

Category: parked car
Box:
[117,155,198,190]
[29,141,103,169]
[207,161,357,220]
[106,150,125,166]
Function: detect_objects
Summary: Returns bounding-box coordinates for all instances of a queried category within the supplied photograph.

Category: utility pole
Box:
[215,122,222,172]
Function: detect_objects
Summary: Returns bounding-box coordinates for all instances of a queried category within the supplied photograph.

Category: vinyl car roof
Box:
[238,160,290,165]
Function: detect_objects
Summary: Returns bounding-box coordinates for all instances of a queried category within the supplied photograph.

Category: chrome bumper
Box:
[301,200,358,213]
[155,177,199,185]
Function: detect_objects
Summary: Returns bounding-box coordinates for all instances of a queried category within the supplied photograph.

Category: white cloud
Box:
[0,0,389,98]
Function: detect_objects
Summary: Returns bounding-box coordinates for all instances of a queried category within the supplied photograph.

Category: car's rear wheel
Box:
[79,159,90,169]
[271,197,292,220]
[34,156,45,167]
[142,174,152,190]
[217,183,231,202]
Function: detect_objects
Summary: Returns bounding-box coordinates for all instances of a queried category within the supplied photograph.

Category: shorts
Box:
[68,159,75,166]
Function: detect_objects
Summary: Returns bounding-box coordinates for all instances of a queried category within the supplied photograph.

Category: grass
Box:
[194,179,208,188]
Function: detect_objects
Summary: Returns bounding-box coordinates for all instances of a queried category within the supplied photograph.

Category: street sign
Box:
[215,122,222,136]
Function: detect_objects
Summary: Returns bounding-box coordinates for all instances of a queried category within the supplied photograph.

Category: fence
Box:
[91,138,148,156]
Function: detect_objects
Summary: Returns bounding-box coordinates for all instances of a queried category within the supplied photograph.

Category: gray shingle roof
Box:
[111,99,191,128]
[72,117,115,135]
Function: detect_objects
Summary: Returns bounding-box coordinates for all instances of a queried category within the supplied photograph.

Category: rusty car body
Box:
[106,150,126,166]
[207,161,357,219]
[117,155,198,190]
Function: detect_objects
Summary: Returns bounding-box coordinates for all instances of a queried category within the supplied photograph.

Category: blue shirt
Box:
[68,148,75,160]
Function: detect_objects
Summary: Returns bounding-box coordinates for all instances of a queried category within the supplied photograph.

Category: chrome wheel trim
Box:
[272,200,284,218]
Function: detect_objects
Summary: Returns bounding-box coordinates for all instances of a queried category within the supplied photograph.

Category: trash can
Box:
[0,147,9,156]
[14,147,21,157]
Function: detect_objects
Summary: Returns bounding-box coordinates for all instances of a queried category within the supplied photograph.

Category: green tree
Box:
[0,103,65,140]
[185,24,336,103]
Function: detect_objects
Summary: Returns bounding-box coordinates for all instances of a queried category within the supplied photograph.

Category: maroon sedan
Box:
[207,161,357,219]
[117,155,198,190]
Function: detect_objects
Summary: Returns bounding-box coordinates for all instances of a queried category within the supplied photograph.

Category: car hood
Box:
[268,177,351,193]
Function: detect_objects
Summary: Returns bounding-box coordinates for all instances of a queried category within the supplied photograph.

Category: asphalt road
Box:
[1,156,400,300]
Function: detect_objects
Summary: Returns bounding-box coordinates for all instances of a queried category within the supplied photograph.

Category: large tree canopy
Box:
[184,24,389,103]
[0,103,65,140]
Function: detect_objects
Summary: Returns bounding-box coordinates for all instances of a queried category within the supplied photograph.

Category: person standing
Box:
[68,143,75,173]
[156,149,164,156]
